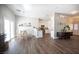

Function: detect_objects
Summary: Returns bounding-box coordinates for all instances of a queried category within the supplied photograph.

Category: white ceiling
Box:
[6,4,79,20]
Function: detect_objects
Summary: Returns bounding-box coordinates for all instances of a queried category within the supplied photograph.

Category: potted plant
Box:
[62,25,70,32]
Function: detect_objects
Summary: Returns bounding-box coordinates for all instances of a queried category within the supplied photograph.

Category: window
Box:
[74,24,78,30]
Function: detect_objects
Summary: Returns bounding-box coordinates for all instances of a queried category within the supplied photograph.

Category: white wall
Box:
[0,5,15,35]
[53,13,69,39]
[50,15,55,38]
[16,16,39,34]
[16,15,54,34]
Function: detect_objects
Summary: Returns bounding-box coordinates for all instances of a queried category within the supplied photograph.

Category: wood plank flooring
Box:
[5,34,79,54]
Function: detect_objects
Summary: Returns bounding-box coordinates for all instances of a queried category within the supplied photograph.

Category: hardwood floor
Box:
[4,34,79,54]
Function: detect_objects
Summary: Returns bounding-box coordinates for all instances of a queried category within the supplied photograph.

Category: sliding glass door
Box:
[4,17,14,42]
[4,19,10,42]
